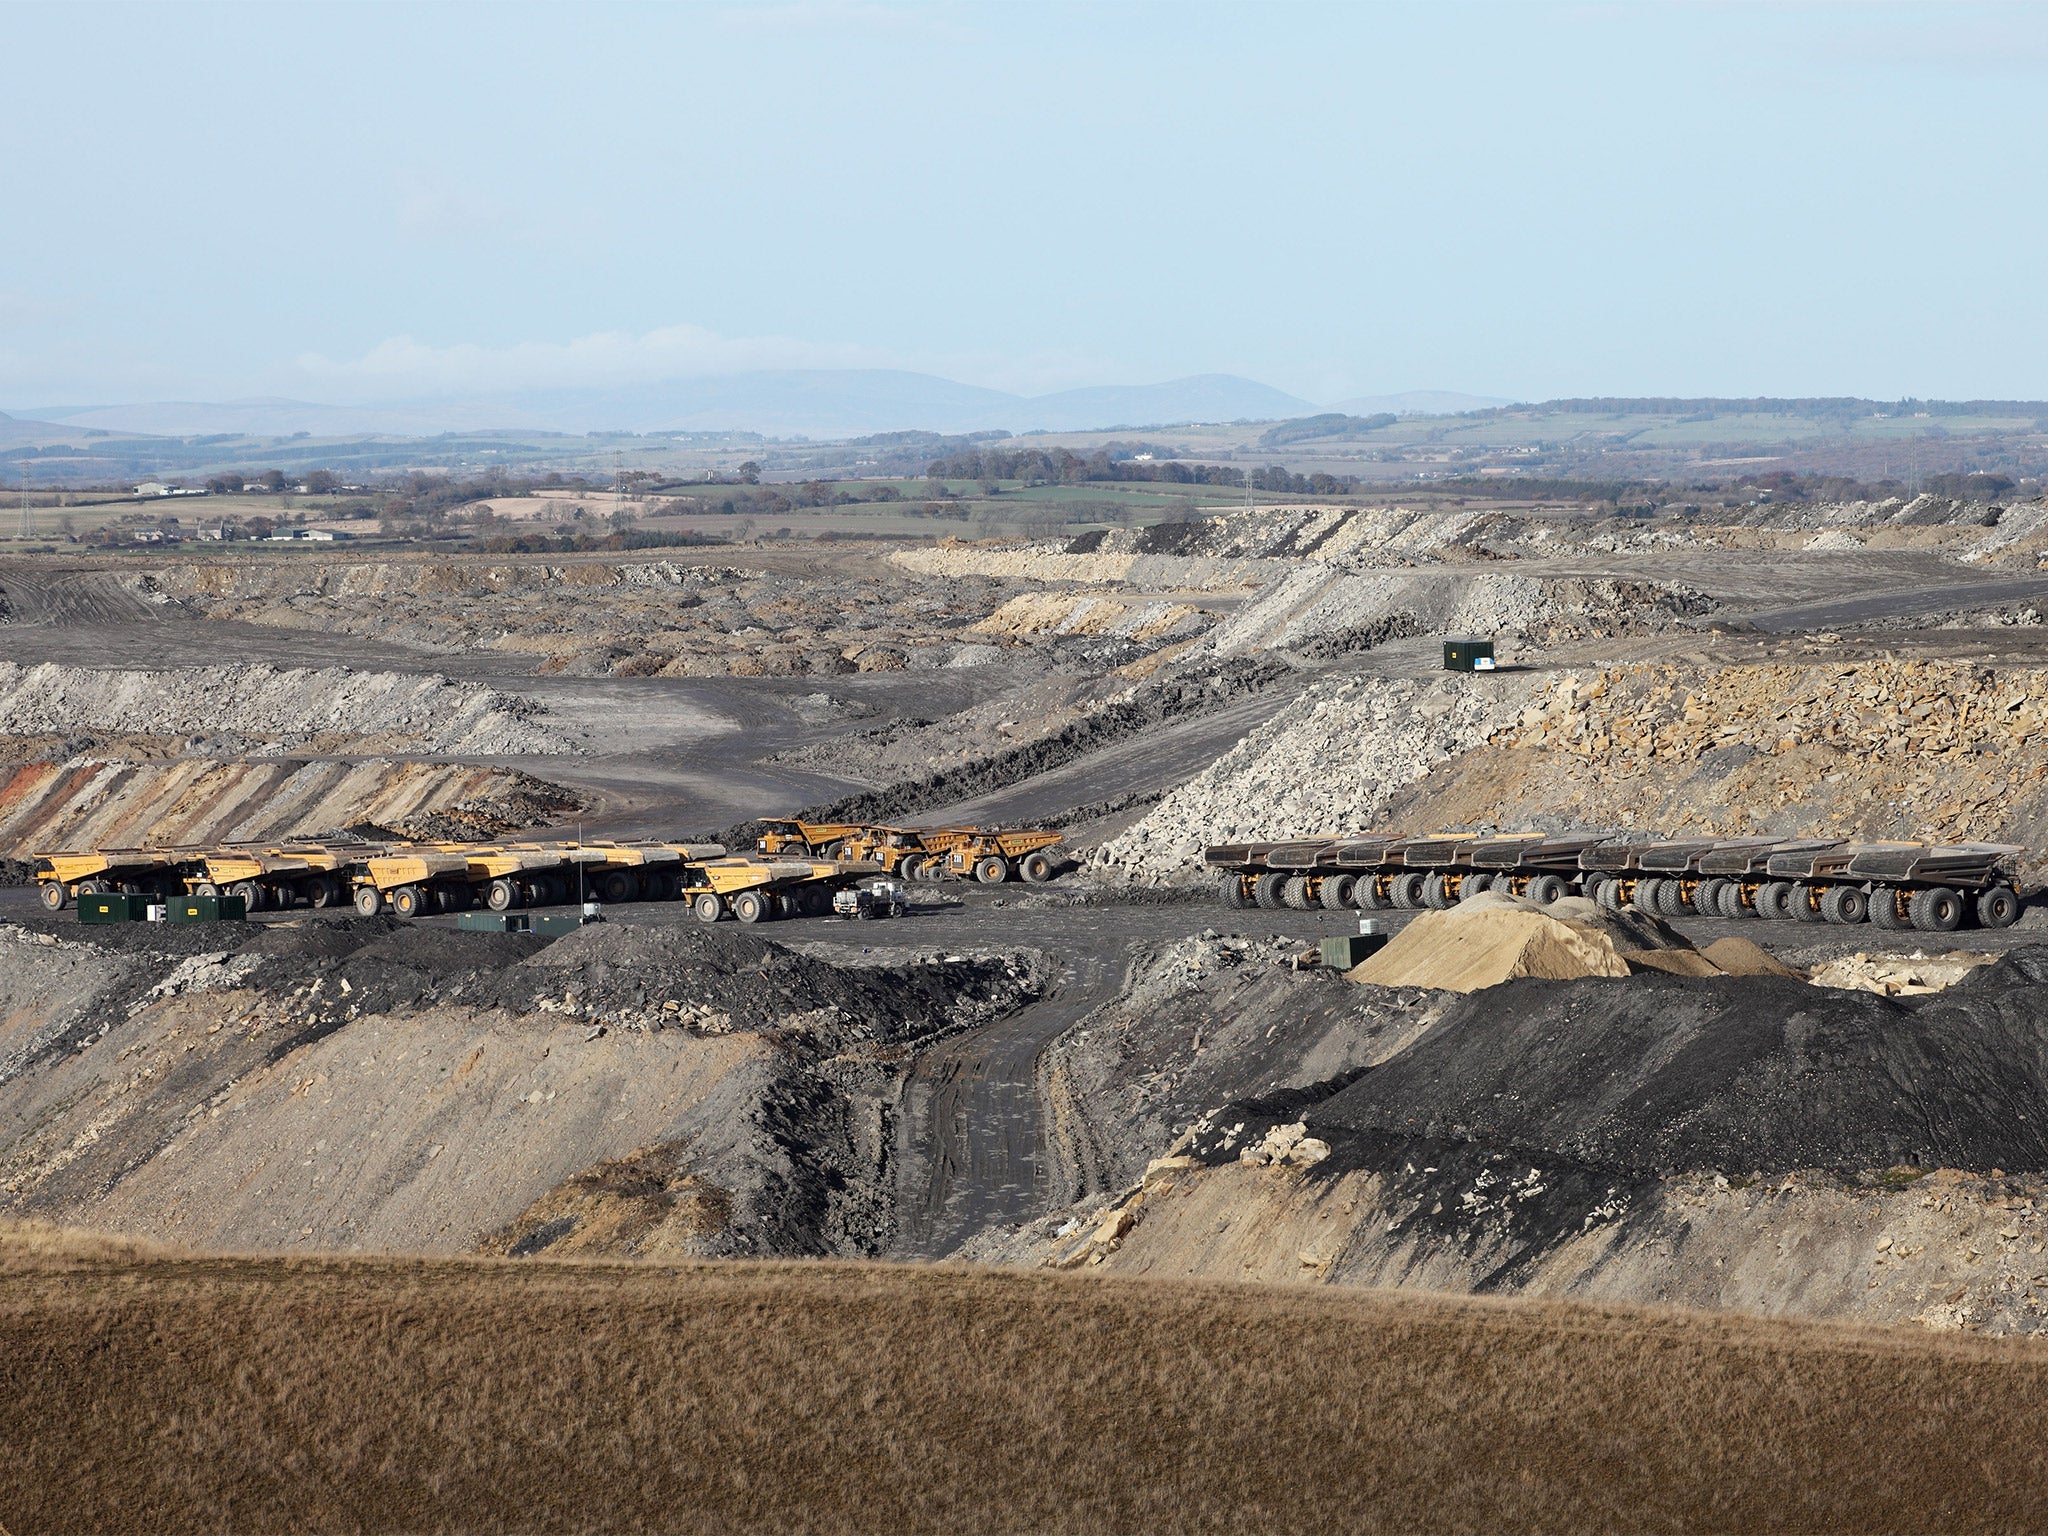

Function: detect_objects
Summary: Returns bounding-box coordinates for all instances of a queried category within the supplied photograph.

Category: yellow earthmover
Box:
[680,856,881,924]
[754,820,867,858]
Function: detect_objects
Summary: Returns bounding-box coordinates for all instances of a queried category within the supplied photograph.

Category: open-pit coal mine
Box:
[13,496,2048,1526]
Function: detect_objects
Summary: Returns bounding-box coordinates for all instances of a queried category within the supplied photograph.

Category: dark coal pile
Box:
[515,923,1034,1044]
[3,911,328,961]
[1303,952,2048,1175]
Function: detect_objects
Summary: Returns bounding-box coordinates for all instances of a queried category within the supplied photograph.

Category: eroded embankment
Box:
[0,919,1035,1259]
[1005,936,2048,1333]
[1099,658,2048,884]
[0,757,582,858]
[0,660,574,758]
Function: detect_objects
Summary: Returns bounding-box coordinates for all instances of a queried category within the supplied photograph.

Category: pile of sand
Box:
[1346,892,1798,993]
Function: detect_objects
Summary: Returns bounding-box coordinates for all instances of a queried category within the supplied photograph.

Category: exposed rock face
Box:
[1094,671,1541,883]
[0,661,573,757]
[1098,656,2048,886]
[1393,660,2048,880]
[0,758,581,858]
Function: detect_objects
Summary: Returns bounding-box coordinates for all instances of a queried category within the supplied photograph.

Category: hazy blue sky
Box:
[4,0,2046,408]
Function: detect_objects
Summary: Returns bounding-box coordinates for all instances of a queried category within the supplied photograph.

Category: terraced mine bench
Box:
[1204,832,2026,931]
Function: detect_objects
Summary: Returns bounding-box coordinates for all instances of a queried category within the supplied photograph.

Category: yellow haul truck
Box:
[681,856,881,924]
[34,848,192,910]
[754,820,867,858]
[193,849,351,912]
[928,828,1065,884]
[835,825,975,882]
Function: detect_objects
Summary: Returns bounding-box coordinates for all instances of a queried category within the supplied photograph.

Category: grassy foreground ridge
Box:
[5,1232,2047,1534]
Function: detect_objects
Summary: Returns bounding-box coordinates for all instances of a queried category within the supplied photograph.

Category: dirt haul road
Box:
[889,948,1126,1259]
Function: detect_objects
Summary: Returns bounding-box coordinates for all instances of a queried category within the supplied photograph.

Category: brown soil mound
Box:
[1345,896,1786,993]
[1346,895,1633,991]
[7,1244,2048,1534]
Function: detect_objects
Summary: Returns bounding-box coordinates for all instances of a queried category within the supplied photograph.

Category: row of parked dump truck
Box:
[31,819,1072,925]
[33,837,884,925]
[1206,832,2027,931]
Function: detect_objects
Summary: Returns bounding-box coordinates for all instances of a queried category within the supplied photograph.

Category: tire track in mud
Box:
[889,950,1125,1259]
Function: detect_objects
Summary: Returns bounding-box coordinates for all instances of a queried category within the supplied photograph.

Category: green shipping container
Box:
[530,913,592,936]
[457,912,532,933]
[167,894,248,923]
[1443,638,1496,672]
[1320,933,1388,970]
[79,892,145,924]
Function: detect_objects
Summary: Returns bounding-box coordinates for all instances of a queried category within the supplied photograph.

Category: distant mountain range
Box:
[6,372,1504,441]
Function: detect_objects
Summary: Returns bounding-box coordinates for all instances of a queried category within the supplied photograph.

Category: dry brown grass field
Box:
[4,1227,2048,1534]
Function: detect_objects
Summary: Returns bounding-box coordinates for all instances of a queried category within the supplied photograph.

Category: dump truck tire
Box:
[1753,880,1788,919]
[1978,885,2022,929]
[1390,872,1428,909]
[1586,877,1613,909]
[693,892,724,924]
[75,878,107,898]
[599,871,632,904]
[1869,886,1911,929]
[1253,872,1287,910]
[1461,873,1492,899]
[976,855,1010,885]
[1280,875,1312,910]
[734,891,769,924]
[390,886,425,920]
[230,880,264,912]
[899,855,925,882]
[1320,874,1355,910]
[1821,885,1869,925]
[487,879,520,912]
[1354,876,1385,910]
[1910,886,1965,932]
[1527,874,1568,905]
[305,878,336,909]
[1021,851,1054,883]
[1696,878,1729,917]
[1631,877,1664,912]
[354,886,382,917]
[1218,873,1251,909]
[40,882,68,911]
[1416,873,1448,910]
[1791,883,1827,923]
[1717,883,1750,919]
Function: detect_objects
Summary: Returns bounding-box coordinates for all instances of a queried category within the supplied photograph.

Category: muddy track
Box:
[889,948,1127,1259]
